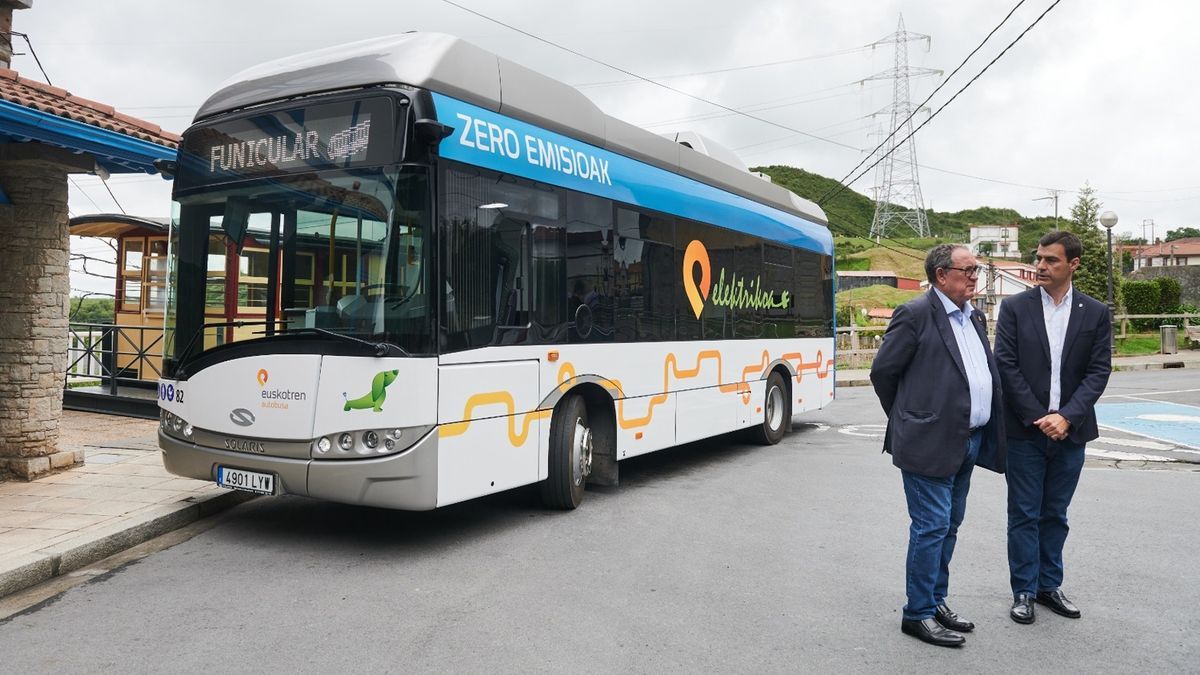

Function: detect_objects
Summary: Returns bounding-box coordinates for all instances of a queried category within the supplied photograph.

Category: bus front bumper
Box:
[158,428,439,511]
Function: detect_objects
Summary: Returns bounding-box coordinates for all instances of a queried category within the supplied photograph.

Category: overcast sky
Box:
[17,0,1196,294]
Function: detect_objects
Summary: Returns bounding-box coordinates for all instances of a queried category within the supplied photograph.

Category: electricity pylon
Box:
[863,15,941,240]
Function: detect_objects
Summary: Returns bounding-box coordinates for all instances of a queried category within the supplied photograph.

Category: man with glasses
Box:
[871,244,1007,648]
[994,231,1111,624]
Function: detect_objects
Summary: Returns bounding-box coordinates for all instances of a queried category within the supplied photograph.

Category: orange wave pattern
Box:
[438,391,552,444]
[438,346,834,443]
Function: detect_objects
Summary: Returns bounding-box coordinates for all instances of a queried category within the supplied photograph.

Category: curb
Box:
[0,489,254,599]
[836,379,872,388]
[1112,361,1196,371]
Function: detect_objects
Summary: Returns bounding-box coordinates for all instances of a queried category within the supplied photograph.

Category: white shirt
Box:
[1040,286,1074,412]
[933,288,992,428]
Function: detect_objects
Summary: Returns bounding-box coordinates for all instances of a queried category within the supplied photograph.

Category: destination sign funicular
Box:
[177,95,399,187]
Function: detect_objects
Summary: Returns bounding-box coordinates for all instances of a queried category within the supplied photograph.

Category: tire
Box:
[751,371,789,445]
[540,394,592,509]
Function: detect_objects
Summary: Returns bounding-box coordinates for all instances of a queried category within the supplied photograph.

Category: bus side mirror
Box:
[413,118,454,146]
[153,158,178,178]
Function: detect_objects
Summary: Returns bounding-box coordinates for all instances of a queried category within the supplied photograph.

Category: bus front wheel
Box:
[751,371,789,445]
[540,393,592,509]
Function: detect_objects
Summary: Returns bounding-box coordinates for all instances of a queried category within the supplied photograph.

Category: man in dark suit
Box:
[871,244,1006,648]
[994,230,1112,624]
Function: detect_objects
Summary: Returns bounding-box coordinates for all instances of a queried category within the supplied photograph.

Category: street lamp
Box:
[1099,210,1118,355]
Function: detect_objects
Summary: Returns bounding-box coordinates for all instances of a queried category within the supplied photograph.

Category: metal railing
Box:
[65,323,164,394]
[835,313,1200,368]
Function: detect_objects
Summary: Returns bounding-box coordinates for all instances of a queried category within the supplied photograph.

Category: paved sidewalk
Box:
[0,412,247,598]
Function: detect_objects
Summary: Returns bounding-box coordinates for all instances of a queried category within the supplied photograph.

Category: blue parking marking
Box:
[1094,401,1200,450]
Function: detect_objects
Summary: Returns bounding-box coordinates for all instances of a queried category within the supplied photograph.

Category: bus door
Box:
[437,200,541,505]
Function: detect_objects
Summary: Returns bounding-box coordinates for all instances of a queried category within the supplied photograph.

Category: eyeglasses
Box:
[945,266,981,278]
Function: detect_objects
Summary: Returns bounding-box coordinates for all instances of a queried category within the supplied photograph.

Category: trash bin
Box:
[1161,325,1178,355]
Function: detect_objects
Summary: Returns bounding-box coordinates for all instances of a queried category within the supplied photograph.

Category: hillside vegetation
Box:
[753,164,1064,265]
[837,284,922,310]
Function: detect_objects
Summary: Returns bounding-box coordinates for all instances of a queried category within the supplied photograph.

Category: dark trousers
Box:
[1006,436,1086,597]
[900,429,982,621]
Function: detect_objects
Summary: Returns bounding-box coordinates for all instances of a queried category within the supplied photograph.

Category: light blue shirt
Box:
[933,288,992,428]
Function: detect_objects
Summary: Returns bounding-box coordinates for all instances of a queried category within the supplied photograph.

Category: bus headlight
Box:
[311,425,432,460]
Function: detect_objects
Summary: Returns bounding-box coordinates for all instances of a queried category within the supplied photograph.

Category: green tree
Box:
[69,296,114,324]
[1165,227,1200,241]
[1065,183,1109,300]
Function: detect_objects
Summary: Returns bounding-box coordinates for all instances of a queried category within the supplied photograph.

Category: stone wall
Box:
[1130,266,1200,306]
[0,158,82,480]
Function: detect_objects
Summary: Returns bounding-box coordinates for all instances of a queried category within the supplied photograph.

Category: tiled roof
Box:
[0,68,180,147]
[1135,238,1200,256]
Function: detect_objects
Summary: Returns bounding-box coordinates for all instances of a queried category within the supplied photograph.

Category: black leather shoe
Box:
[1036,589,1081,618]
[934,603,974,632]
[901,618,966,647]
[1010,593,1035,624]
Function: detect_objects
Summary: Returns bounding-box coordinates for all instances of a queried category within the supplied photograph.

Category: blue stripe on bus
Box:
[432,93,833,256]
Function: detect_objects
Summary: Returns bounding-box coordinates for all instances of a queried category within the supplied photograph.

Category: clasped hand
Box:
[1034,412,1070,442]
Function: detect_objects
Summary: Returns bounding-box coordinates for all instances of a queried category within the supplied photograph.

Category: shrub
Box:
[1122,280,1161,331]
[1154,276,1182,313]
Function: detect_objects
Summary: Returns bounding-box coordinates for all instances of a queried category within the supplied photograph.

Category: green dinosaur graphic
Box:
[343,370,399,412]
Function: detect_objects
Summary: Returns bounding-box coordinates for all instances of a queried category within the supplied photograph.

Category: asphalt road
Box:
[1,371,1198,673]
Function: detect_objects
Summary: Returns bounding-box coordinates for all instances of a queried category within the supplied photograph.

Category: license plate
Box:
[216,466,275,495]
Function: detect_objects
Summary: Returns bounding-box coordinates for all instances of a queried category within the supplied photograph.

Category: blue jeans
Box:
[900,429,982,621]
[1006,436,1085,597]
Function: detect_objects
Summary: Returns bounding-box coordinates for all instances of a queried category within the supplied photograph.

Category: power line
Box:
[637,83,884,131]
[573,44,874,89]
[68,177,104,212]
[824,0,1064,207]
[920,163,1067,192]
[739,123,874,159]
[440,0,863,152]
[5,31,52,85]
[98,176,127,215]
[817,0,1033,207]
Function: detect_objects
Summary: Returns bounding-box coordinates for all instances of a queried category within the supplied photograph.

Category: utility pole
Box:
[1033,189,1062,229]
[865,14,940,240]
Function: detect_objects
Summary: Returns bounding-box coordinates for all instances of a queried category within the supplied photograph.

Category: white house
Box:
[973,259,1038,319]
[968,223,1020,259]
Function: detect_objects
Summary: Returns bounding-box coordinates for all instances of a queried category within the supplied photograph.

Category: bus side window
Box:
[614,208,674,342]
[564,192,613,343]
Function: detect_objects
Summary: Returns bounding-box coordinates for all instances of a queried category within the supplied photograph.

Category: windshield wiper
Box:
[276,326,410,358]
[174,320,271,379]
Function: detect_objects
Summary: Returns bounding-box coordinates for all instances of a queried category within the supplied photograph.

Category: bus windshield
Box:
[164,166,433,375]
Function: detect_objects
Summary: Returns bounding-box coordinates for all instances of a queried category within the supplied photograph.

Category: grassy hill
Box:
[752,164,1064,267]
[837,284,922,310]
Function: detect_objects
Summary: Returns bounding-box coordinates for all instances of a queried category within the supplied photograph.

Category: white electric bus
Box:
[157,33,835,510]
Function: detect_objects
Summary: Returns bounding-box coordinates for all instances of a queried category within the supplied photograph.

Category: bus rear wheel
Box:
[540,393,592,509]
[751,371,789,445]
